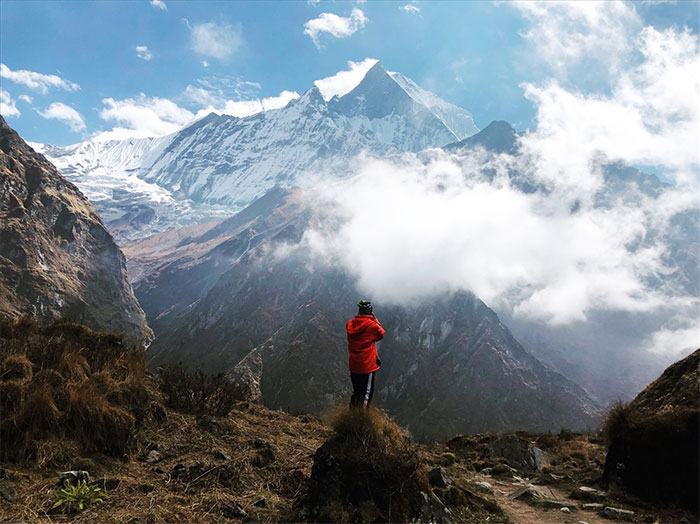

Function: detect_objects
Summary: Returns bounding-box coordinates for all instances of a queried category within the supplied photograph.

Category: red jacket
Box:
[346,315,385,374]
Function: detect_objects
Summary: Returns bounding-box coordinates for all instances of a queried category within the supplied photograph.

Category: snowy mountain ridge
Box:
[35,63,478,240]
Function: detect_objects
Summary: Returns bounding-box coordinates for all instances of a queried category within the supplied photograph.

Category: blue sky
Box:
[0,0,698,145]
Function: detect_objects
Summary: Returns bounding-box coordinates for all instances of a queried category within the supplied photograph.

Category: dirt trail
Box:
[486,477,612,524]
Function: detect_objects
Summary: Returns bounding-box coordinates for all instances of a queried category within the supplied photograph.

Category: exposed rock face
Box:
[0,117,151,343]
[602,349,699,513]
[127,188,601,440]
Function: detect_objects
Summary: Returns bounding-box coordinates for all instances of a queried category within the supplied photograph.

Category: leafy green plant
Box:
[52,480,108,513]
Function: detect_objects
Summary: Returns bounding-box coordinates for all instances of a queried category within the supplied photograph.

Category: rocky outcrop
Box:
[602,349,699,513]
[0,117,151,343]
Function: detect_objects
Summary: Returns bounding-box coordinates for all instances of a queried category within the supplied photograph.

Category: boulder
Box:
[428,467,452,488]
[488,436,544,474]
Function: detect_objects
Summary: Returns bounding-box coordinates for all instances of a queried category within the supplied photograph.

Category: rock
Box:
[0,478,17,502]
[539,500,573,509]
[227,349,262,403]
[428,467,452,488]
[509,484,557,501]
[415,491,453,524]
[561,507,571,513]
[213,449,231,461]
[220,501,248,518]
[58,470,89,485]
[472,481,493,492]
[488,436,544,474]
[96,477,121,491]
[145,450,162,463]
[581,503,604,510]
[489,463,516,476]
[571,485,606,501]
[602,507,635,521]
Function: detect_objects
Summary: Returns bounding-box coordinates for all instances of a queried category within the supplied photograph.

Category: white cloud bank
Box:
[314,58,378,101]
[37,102,86,132]
[0,64,80,94]
[401,4,420,14]
[0,89,20,117]
[192,90,299,119]
[136,45,153,61]
[295,12,699,357]
[191,22,243,60]
[303,8,368,49]
[94,94,194,141]
[150,0,167,11]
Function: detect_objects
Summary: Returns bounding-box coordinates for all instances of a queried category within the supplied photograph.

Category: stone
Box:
[145,450,162,463]
[428,467,452,488]
[58,470,89,485]
[213,449,231,461]
[571,485,606,501]
[0,478,17,502]
[602,507,635,521]
[96,477,121,491]
[581,503,604,510]
[539,500,573,509]
[509,484,557,501]
[415,491,453,524]
[473,481,493,492]
[561,507,571,513]
[488,436,544,474]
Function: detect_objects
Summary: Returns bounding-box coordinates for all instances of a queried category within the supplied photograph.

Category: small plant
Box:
[52,480,108,513]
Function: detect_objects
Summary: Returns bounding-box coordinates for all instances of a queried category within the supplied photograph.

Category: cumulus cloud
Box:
[37,102,86,132]
[303,8,368,49]
[314,58,378,101]
[18,94,33,104]
[190,22,243,60]
[0,89,20,117]
[150,0,167,10]
[401,4,420,13]
[0,63,80,94]
[136,45,153,61]
[94,94,194,141]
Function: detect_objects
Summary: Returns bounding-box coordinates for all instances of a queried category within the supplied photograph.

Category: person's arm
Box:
[373,318,385,341]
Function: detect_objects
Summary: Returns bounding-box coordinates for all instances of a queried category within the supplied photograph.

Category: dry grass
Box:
[0,316,148,462]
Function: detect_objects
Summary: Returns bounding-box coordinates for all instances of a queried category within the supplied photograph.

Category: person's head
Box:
[357,299,373,315]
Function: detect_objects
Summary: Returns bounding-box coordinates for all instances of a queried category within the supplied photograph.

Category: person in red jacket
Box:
[346,299,385,408]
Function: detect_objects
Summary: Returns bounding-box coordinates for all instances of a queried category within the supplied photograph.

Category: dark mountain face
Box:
[0,117,151,344]
[444,120,519,155]
[127,188,601,441]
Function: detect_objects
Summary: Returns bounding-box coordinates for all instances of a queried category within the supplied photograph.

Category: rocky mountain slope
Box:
[125,188,601,441]
[0,117,151,343]
[35,63,477,241]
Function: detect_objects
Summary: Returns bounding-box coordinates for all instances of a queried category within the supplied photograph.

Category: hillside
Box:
[2,318,696,524]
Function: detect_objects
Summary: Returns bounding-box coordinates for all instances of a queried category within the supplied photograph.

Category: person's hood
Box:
[346,315,376,335]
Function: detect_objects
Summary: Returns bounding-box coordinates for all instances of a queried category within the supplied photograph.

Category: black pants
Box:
[350,371,376,408]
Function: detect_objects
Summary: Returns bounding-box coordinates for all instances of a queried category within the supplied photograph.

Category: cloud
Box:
[303,8,368,49]
[513,1,642,77]
[18,94,33,104]
[401,4,420,13]
[94,94,194,141]
[0,63,80,94]
[193,90,299,119]
[136,45,153,61]
[314,58,378,100]
[0,89,20,117]
[292,21,698,357]
[190,22,243,60]
[37,102,86,132]
[202,61,209,68]
[150,0,167,10]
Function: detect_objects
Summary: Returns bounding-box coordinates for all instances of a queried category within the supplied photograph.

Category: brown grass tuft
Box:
[0,353,33,382]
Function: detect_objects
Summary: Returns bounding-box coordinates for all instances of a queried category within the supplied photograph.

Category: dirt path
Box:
[485,477,614,524]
